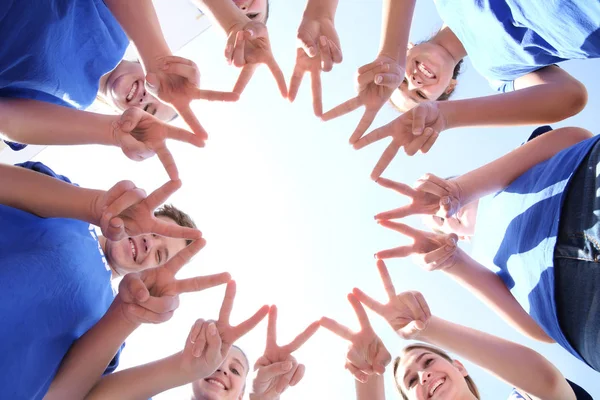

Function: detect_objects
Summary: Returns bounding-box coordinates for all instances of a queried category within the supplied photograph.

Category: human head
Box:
[393,344,480,400]
[191,345,250,400]
[423,200,478,240]
[390,42,463,112]
[102,204,197,276]
[99,60,178,122]
[232,0,269,23]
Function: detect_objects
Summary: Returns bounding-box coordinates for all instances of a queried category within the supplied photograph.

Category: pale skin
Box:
[348,260,577,400]
[288,0,342,117]
[372,127,595,343]
[83,281,269,400]
[193,0,287,99]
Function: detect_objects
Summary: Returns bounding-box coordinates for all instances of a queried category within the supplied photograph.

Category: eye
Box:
[143,104,150,112]
[156,250,162,264]
[408,376,417,388]
[402,77,408,86]
[143,104,157,116]
[231,367,240,376]
[416,90,427,99]
[246,12,259,19]
[425,358,433,366]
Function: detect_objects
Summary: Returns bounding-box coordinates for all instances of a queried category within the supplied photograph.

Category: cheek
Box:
[249,0,267,13]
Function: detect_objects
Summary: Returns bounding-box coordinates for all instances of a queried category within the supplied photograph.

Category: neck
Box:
[430,26,467,65]
[98,235,120,279]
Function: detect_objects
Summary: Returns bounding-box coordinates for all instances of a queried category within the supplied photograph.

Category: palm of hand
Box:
[410,102,447,135]
[359,81,394,110]
[348,331,387,370]
[294,48,320,74]
[114,202,161,238]
[153,71,197,107]
[127,114,168,150]
[139,266,179,297]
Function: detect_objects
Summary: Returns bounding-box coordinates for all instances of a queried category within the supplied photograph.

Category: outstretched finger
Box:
[219,280,236,324]
[166,125,205,148]
[282,321,320,354]
[319,316,353,341]
[310,69,323,117]
[376,260,397,300]
[377,219,423,239]
[352,124,392,150]
[374,206,414,220]
[266,304,278,347]
[232,304,270,340]
[347,293,373,332]
[321,97,361,121]
[349,109,377,145]
[233,64,257,97]
[163,237,207,274]
[176,104,208,140]
[193,89,239,102]
[174,272,231,294]
[267,57,288,98]
[375,178,416,196]
[375,245,416,259]
[144,179,182,211]
[287,61,305,102]
[351,288,387,316]
[370,141,401,181]
[151,218,203,240]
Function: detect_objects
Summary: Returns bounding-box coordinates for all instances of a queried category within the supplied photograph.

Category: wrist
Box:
[108,296,143,332]
[377,50,404,69]
[304,0,337,20]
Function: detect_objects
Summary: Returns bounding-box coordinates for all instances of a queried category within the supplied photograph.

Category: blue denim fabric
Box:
[554,139,600,372]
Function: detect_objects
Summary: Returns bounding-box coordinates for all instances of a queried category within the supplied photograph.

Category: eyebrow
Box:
[403,352,431,383]
[232,357,246,372]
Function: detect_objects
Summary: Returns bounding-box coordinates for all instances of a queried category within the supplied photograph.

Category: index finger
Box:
[347,293,373,332]
[287,62,305,102]
[219,280,236,324]
[353,124,392,150]
[321,96,361,121]
[166,125,205,148]
[310,69,323,117]
[144,180,181,210]
[231,304,270,341]
[349,109,377,144]
[154,146,179,181]
[173,272,231,294]
[266,304,278,347]
[164,237,206,274]
[233,64,257,96]
[281,321,320,354]
[320,316,353,341]
[151,218,203,240]
[370,141,401,181]
[267,57,288,98]
[377,220,423,239]
[176,104,208,140]
[193,89,239,102]
[351,288,387,316]
[376,260,397,300]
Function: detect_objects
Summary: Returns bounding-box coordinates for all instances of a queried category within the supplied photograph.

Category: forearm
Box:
[455,126,593,205]
[355,374,385,400]
[378,0,415,64]
[419,317,575,400]
[86,353,186,400]
[444,254,554,342]
[304,0,339,19]
[46,302,140,400]
[0,164,103,224]
[0,98,118,146]
[104,0,171,69]
[191,0,248,34]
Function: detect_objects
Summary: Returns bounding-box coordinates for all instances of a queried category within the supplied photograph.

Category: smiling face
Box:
[395,348,473,400]
[390,42,458,112]
[191,347,249,400]
[102,60,178,122]
[103,216,187,275]
[423,200,479,239]
[232,0,268,23]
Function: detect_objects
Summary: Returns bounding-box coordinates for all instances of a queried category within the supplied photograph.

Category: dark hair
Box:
[154,204,197,246]
[436,58,463,101]
[393,344,480,399]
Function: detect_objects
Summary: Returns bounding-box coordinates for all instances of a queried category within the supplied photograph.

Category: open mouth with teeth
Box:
[428,377,445,397]
[205,377,228,390]
[128,238,138,262]
[417,61,436,79]
[126,81,139,102]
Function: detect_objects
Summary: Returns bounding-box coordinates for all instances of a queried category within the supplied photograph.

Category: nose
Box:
[408,71,423,89]
[419,370,432,384]
[138,90,149,105]
[216,368,228,376]
[142,235,155,254]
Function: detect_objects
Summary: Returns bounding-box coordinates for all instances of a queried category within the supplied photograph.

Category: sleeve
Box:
[15,161,75,185]
[507,388,531,399]
[566,379,593,400]
[103,342,126,375]
[489,78,515,93]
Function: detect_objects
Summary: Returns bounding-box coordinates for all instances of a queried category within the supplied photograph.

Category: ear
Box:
[452,359,469,377]
[407,41,415,50]
[445,79,457,95]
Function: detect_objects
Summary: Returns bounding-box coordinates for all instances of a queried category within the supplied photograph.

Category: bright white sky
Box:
[19,0,600,398]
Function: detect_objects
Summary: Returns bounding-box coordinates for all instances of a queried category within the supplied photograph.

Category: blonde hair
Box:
[393,344,480,399]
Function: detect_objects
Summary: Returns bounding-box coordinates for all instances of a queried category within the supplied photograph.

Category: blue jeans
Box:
[555,139,600,372]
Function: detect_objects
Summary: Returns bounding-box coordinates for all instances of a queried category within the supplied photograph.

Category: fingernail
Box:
[282,361,293,371]
[193,347,202,358]
[375,75,383,84]
[320,36,327,46]
[383,63,390,71]
[208,323,217,335]
[247,29,254,37]
[441,197,450,205]
[226,44,232,54]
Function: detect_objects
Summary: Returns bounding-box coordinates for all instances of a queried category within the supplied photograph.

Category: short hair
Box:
[436,58,464,101]
[393,343,480,399]
[154,204,197,246]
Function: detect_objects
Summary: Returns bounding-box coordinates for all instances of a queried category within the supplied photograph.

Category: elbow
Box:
[555,79,588,121]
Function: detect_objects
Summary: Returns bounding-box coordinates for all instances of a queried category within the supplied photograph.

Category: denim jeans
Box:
[554,139,600,372]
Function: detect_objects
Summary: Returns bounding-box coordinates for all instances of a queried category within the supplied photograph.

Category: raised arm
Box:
[355,261,576,400]
[355,374,386,400]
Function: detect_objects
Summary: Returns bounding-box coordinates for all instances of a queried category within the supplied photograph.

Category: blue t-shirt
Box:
[0,162,121,400]
[435,0,600,92]
[0,0,129,109]
[472,135,600,364]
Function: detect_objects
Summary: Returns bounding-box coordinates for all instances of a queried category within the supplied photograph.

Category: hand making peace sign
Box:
[322,55,403,145]
[113,107,204,181]
[145,55,239,140]
[94,179,200,243]
[179,280,269,382]
[225,21,288,99]
[116,239,229,324]
[251,305,320,398]
[353,260,431,339]
[320,293,391,383]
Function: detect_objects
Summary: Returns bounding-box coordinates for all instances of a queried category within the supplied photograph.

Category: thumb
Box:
[119,108,143,133]
[411,104,428,136]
